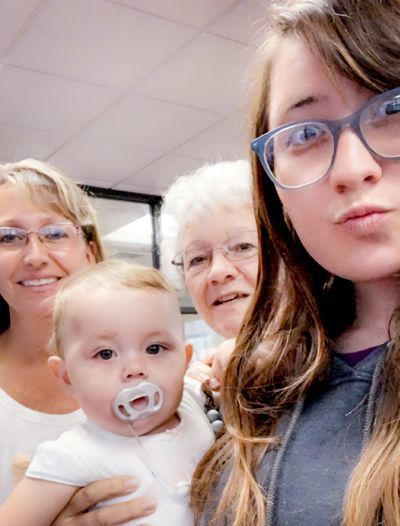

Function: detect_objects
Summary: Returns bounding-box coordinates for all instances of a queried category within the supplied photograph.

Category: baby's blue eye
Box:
[96,349,114,360]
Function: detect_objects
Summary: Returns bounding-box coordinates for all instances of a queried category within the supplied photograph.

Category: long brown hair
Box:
[191,1,400,525]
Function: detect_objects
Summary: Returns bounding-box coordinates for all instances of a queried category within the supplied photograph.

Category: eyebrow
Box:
[280,94,329,120]
[93,331,119,340]
[184,230,256,250]
[145,331,172,339]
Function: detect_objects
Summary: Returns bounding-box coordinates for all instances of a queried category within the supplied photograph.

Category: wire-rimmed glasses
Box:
[172,231,258,276]
[251,86,400,189]
[0,224,83,251]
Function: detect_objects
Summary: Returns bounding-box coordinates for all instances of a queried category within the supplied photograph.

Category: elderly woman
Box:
[160,160,258,342]
[0,159,155,525]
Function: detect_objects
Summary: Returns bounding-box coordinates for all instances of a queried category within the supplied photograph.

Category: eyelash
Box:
[94,349,116,360]
[146,344,168,355]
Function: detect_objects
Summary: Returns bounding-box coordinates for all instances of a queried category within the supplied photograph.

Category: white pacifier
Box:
[113,382,163,421]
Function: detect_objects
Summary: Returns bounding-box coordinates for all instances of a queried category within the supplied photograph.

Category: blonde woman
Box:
[0,160,155,524]
[192,1,400,525]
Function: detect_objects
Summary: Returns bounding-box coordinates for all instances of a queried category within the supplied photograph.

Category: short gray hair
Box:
[159,160,253,290]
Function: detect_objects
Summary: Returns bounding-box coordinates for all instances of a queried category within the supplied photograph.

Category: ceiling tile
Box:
[108,0,238,29]
[0,0,270,195]
[208,0,270,45]
[0,123,68,163]
[0,65,119,134]
[118,153,206,194]
[135,33,251,113]
[49,137,161,185]
[176,112,249,161]
[0,0,42,59]
[6,0,196,89]
[81,92,224,151]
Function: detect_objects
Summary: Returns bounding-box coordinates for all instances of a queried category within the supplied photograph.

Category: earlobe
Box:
[86,241,97,264]
[48,356,76,398]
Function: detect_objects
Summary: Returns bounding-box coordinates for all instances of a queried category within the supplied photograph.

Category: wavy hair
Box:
[191,1,400,525]
[0,159,104,332]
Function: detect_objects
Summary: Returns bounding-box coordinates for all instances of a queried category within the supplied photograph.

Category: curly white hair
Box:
[159,159,253,290]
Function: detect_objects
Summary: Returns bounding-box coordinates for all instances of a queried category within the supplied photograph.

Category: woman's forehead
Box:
[0,182,71,224]
[268,37,327,126]
[181,206,256,246]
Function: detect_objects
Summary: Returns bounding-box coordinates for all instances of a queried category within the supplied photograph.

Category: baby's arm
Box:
[0,476,77,526]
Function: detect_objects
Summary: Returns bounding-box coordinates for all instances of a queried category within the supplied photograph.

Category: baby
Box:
[0,259,214,525]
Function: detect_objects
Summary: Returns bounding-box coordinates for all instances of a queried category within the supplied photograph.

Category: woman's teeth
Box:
[20,277,58,287]
[214,293,247,306]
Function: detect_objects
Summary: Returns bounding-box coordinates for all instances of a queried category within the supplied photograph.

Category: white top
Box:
[0,387,85,503]
[27,379,214,526]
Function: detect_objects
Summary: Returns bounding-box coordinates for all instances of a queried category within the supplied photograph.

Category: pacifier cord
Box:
[126,422,161,483]
[114,382,174,491]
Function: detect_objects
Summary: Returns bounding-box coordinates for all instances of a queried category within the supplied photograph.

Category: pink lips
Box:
[335,205,390,235]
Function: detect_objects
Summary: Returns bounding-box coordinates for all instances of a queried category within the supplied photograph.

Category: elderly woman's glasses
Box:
[251,86,400,189]
[0,224,83,251]
[172,231,258,276]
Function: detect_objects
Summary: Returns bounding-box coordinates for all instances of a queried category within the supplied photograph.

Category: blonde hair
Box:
[53,259,177,357]
[192,1,400,525]
[0,158,104,331]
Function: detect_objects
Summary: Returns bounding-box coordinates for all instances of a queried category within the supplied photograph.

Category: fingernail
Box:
[142,497,156,513]
[124,478,139,491]
[209,377,220,390]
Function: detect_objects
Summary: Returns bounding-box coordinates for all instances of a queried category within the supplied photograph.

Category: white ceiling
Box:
[0,0,271,196]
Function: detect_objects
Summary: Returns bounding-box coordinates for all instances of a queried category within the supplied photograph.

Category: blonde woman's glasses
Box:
[0,224,83,251]
[172,231,258,276]
[251,86,400,189]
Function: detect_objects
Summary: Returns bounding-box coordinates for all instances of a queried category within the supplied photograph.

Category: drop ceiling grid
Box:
[0,0,270,194]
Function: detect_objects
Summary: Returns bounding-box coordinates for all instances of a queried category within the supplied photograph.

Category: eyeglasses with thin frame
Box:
[172,231,258,276]
[0,224,83,250]
[251,86,400,190]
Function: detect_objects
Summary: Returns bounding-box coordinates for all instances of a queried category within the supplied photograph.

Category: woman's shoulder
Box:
[0,386,85,426]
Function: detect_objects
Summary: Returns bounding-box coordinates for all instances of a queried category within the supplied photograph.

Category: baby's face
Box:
[60,286,188,436]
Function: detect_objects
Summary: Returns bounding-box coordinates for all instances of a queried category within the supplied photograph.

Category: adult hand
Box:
[51,476,156,525]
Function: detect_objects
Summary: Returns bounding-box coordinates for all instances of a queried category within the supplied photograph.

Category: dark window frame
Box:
[82,185,162,269]
[82,185,197,315]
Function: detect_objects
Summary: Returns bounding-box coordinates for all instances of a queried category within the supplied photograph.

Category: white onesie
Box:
[26,379,214,526]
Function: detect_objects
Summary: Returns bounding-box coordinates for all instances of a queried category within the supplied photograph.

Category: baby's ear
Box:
[48,356,76,398]
[185,343,193,366]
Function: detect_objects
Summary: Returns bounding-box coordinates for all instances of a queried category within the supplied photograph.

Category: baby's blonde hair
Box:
[53,259,178,357]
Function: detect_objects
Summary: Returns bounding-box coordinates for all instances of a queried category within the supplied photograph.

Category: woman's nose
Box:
[22,234,50,268]
[329,129,383,193]
[206,250,238,284]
